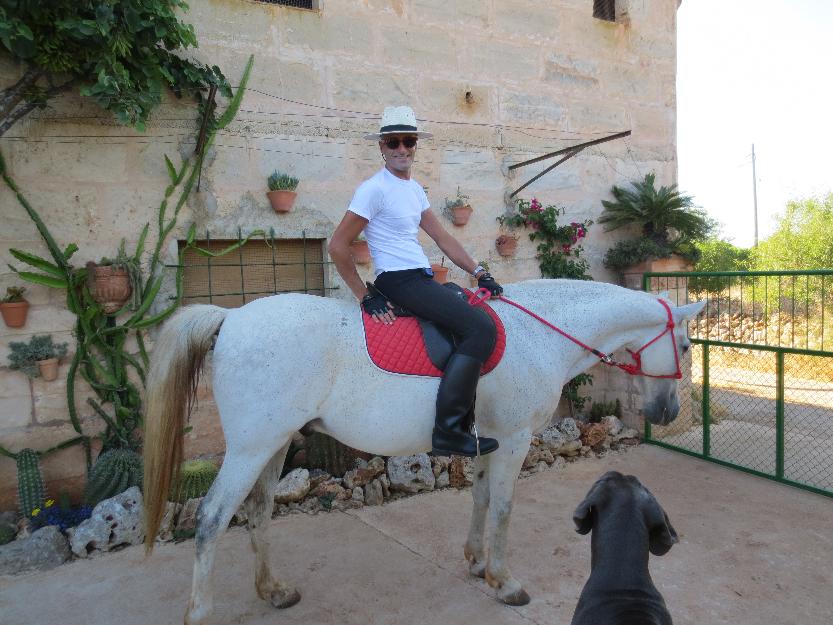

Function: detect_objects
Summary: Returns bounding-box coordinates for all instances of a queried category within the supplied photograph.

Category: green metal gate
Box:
[642,270,833,499]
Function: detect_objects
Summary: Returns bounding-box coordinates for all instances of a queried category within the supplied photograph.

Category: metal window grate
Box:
[176,232,332,308]
[593,0,616,22]
[254,0,315,9]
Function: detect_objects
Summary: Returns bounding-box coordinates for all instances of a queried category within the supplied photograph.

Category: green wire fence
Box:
[643,270,833,499]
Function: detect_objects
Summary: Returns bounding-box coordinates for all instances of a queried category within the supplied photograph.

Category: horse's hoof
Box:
[500,588,531,606]
[270,589,301,609]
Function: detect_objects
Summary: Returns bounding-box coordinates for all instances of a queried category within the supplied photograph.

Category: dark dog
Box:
[571,471,678,625]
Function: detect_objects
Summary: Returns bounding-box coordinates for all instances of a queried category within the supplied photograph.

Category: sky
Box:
[676,0,833,248]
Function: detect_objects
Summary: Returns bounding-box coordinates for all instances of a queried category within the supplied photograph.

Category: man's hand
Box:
[362,292,396,324]
[477,272,503,296]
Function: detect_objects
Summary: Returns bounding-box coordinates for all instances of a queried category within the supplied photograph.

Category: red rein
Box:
[468,288,682,380]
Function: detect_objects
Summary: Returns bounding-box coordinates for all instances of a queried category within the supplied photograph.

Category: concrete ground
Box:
[1,445,831,625]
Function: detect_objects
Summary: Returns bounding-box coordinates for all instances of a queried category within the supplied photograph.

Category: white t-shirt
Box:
[348,168,431,276]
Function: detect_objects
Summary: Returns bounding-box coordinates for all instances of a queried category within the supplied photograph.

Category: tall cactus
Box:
[16,448,45,518]
[0,55,256,462]
[84,449,143,506]
[172,459,218,502]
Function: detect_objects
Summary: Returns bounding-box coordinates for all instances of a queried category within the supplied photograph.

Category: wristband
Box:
[472,264,485,277]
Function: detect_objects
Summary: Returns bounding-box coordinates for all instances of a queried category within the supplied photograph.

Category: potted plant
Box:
[430,258,449,284]
[0,286,30,328]
[495,233,518,257]
[267,171,299,214]
[8,334,69,381]
[349,234,371,265]
[495,200,530,258]
[599,172,712,287]
[89,240,141,315]
[442,187,473,226]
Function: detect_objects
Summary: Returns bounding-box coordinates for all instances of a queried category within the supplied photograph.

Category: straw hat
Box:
[363,105,433,140]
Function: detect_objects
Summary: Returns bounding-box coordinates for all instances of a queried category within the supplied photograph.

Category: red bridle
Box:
[468,289,682,380]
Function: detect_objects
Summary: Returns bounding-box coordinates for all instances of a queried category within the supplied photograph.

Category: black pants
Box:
[375,269,496,362]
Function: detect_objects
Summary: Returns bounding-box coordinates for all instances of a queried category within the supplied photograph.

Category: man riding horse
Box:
[328,105,504,458]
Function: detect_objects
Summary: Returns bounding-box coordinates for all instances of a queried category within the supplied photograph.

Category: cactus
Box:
[304,433,371,477]
[16,448,45,518]
[172,459,218,503]
[84,449,143,506]
[0,523,15,545]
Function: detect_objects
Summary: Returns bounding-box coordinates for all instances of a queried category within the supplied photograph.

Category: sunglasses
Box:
[383,136,418,149]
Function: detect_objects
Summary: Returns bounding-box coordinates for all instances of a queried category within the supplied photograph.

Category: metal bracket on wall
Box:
[508,130,632,198]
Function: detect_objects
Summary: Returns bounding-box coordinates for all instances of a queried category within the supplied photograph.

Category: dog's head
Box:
[572,470,678,556]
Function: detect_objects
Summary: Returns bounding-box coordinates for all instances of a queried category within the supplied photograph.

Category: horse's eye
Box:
[681,343,690,354]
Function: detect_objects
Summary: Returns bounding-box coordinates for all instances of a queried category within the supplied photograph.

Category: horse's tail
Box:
[143,304,228,554]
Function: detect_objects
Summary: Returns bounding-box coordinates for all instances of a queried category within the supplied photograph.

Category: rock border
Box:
[1,417,639,575]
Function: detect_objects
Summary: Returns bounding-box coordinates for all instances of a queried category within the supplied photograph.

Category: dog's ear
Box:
[645,498,679,556]
[572,495,596,535]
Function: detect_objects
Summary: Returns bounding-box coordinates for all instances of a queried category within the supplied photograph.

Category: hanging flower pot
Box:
[37,358,59,382]
[349,239,371,264]
[1,286,29,328]
[266,170,300,214]
[495,235,518,257]
[442,188,473,226]
[91,264,132,314]
[450,204,473,226]
[430,263,449,284]
[267,190,297,214]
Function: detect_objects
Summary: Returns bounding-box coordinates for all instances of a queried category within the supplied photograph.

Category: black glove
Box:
[362,281,396,317]
[477,272,503,296]
[362,292,390,316]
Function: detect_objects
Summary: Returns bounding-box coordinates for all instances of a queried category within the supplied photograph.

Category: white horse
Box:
[143,279,704,625]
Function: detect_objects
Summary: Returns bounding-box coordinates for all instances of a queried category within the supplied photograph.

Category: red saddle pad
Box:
[362,291,506,377]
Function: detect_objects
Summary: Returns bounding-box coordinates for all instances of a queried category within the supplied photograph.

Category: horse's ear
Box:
[572,495,596,535]
[674,300,706,322]
[657,290,670,300]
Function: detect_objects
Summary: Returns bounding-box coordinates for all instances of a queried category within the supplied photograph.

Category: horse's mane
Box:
[506,279,657,307]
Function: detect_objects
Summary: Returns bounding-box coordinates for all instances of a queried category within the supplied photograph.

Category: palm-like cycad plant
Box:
[599,173,711,246]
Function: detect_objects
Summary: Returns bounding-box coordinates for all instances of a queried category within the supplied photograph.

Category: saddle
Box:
[361,282,506,377]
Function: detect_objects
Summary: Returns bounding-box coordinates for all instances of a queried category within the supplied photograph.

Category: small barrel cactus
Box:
[16,448,45,518]
[172,459,218,502]
[0,523,16,545]
[84,448,143,506]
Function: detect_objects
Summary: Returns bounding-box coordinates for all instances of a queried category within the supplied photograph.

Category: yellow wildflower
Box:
[45,499,55,508]
[31,507,41,517]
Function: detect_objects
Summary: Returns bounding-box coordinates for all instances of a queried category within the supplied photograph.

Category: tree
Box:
[688,238,752,293]
[0,0,229,136]
[598,172,714,247]
[752,193,833,271]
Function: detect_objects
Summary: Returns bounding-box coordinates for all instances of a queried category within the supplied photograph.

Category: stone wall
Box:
[0,0,681,507]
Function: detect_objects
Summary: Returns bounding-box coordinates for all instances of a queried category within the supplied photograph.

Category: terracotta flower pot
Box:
[0,300,30,328]
[430,264,449,284]
[495,236,518,257]
[450,204,473,226]
[37,358,59,382]
[350,240,371,264]
[91,265,132,314]
[267,190,297,214]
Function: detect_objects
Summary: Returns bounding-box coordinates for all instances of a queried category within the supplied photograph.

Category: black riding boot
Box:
[431,353,499,457]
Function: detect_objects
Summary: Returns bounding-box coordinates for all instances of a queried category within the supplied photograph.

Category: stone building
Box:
[0,0,682,505]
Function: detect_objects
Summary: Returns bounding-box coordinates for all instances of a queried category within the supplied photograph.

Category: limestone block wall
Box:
[0,0,681,507]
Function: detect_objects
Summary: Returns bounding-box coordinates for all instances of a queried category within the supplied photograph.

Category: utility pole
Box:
[752,143,759,247]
